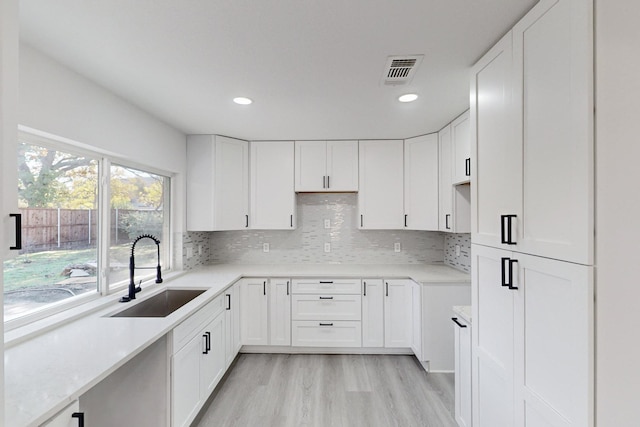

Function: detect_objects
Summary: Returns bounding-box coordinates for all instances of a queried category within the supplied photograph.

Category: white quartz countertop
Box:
[5,263,468,426]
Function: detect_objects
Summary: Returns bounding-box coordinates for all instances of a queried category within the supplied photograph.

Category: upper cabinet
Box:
[358,140,404,229]
[294,140,358,192]
[250,141,296,229]
[404,134,439,231]
[451,111,471,185]
[187,135,249,231]
[439,125,471,233]
[471,0,593,265]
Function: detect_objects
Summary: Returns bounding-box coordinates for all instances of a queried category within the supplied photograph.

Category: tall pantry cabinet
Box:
[470,0,594,426]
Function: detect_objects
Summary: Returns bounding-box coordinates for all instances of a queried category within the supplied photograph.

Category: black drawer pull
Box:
[319,296,334,300]
[452,317,467,328]
[9,213,21,250]
[323,176,326,189]
[319,281,334,284]
[319,322,334,326]
[465,158,471,177]
[327,175,330,188]
[203,332,210,354]
[72,412,85,427]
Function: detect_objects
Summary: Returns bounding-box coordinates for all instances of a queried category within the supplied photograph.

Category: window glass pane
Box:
[109,165,169,288]
[4,142,99,321]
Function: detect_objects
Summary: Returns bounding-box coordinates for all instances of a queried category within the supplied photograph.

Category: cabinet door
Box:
[452,111,471,185]
[361,279,384,347]
[295,140,327,191]
[384,279,413,348]
[270,278,291,346]
[472,244,515,427]
[404,134,439,230]
[410,281,422,359]
[453,316,472,427]
[438,125,453,232]
[232,283,242,355]
[250,141,295,229]
[513,0,593,264]
[326,140,358,191]
[224,284,240,367]
[358,140,404,229]
[41,401,80,427]
[240,278,269,345]
[215,136,249,230]
[172,334,203,427]
[513,254,593,427]
[470,31,521,247]
[201,311,226,398]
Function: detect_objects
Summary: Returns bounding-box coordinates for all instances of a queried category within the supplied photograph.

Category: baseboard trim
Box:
[240,345,414,355]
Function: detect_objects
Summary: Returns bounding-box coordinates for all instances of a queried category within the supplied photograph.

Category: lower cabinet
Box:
[270,278,292,346]
[41,401,81,427]
[224,282,242,368]
[384,279,413,348]
[240,278,269,345]
[453,313,472,427]
[361,279,384,347]
[291,320,362,347]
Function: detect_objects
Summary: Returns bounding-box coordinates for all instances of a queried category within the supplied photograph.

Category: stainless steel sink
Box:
[110,289,206,318]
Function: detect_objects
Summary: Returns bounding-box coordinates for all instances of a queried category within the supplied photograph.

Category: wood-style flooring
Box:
[194,353,456,427]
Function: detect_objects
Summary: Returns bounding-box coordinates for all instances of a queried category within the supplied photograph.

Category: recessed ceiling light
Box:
[233,97,253,105]
[398,93,418,103]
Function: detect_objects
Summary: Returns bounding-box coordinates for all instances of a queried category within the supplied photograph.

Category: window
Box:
[3,133,172,323]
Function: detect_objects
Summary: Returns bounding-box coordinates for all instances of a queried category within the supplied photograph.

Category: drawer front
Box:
[291,294,362,321]
[291,278,361,295]
[173,293,225,352]
[292,320,362,347]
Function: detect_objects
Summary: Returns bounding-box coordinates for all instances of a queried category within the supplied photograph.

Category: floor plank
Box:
[195,354,456,427]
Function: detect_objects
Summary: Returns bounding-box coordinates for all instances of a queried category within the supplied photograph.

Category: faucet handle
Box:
[134,280,142,293]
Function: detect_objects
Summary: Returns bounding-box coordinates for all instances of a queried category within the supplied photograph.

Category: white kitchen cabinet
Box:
[358,140,404,229]
[361,279,384,348]
[410,280,422,359]
[269,278,291,346]
[250,141,296,229]
[224,282,241,368]
[404,134,439,230]
[291,320,362,347]
[41,401,81,427]
[187,135,249,231]
[200,310,226,398]
[291,294,361,321]
[240,278,269,346]
[453,313,472,427]
[471,0,593,265]
[384,279,413,348]
[294,140,358,192]
[452,110,471,185]
[439,125,471,233]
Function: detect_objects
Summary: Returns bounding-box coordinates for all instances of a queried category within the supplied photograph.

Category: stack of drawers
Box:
[290,278,362,347]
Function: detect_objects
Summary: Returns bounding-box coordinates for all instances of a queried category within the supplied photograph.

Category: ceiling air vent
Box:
[381,55,424,86]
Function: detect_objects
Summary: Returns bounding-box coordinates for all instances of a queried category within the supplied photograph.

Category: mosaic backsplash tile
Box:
[181,231,211,270]
[208,193,444,265]
[444,233,471,273]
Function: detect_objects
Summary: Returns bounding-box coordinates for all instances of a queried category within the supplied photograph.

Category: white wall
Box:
[595,2,640,425]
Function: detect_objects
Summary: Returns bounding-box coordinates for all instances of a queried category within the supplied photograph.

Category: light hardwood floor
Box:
[194,354,457,427]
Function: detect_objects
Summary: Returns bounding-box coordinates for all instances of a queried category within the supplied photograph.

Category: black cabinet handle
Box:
[245,214,249,228]
[404,214,408,227]
[445,214,451,230]
[263,280,266,295]
[319,281,334,284]
[287,281,290,296]
[501,257,519,290]
[386,282,389,297]
[319,322,334,326]
[226,294,231,310]
[501,257,510,287]
[72,412,85,427]
[290,214,293,227]
[203,333,210,354]
[319,296,334,300]
[323,176,326,189]
[327,175,330,188]
[500,215,517,245]
[9,213,21,250]
[465,158,471,177]
[363,281,367,296]
[360,214,363,227]
[452,317,467,328]
[508,259,519,290]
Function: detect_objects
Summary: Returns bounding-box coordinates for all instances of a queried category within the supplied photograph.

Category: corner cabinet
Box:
[294,140,358,192]
[358,140,404,229]
[187,135,249,231]
[250,141,296,230]
[404,134,439,230]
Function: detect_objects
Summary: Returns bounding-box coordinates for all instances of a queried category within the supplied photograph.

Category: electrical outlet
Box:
[455,245,461,257]
[324,219,331,229]
[186,246,194,259]
[263,243,270,253]
[394,242,401,253]
[324,242,331,253]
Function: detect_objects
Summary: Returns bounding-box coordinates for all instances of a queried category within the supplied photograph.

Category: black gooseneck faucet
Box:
[120,234,163,302]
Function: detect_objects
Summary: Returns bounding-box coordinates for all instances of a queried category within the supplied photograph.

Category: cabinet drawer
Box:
[173,293,225,353]
[291,320,362,347]
[291,294,361,321]
[291,278,361,294]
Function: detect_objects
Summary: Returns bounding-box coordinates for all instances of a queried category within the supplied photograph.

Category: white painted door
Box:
[186,135,216,231]
[470,31,521,248]
[215,136,249,230]
[326,140,359,191]
[240,278,269,345]
[513,253,593,427]
[201,311,226,397]
[438,125,453,232]
[472,244,515,427]
[250,141,295,229]
[172,334,202,427]
[404,134,439,231]
[361,279,384,347]
[410,281,422,359]
[513,0,594,265]
[270,278,291,346]
[295,140,327,191]
[384,279,413,348]
[41,401,80,427]
[453,315,472,427]
[452,110,471,185]
[358,140,404,229]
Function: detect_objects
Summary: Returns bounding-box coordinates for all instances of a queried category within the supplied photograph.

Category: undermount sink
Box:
[110,289,206,318]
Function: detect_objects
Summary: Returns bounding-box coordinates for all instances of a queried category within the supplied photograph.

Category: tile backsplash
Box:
[207,193,444,265]
[444,233,471,273]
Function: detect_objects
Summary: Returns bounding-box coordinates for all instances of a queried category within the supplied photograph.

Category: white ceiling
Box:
[19,0,537,141]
